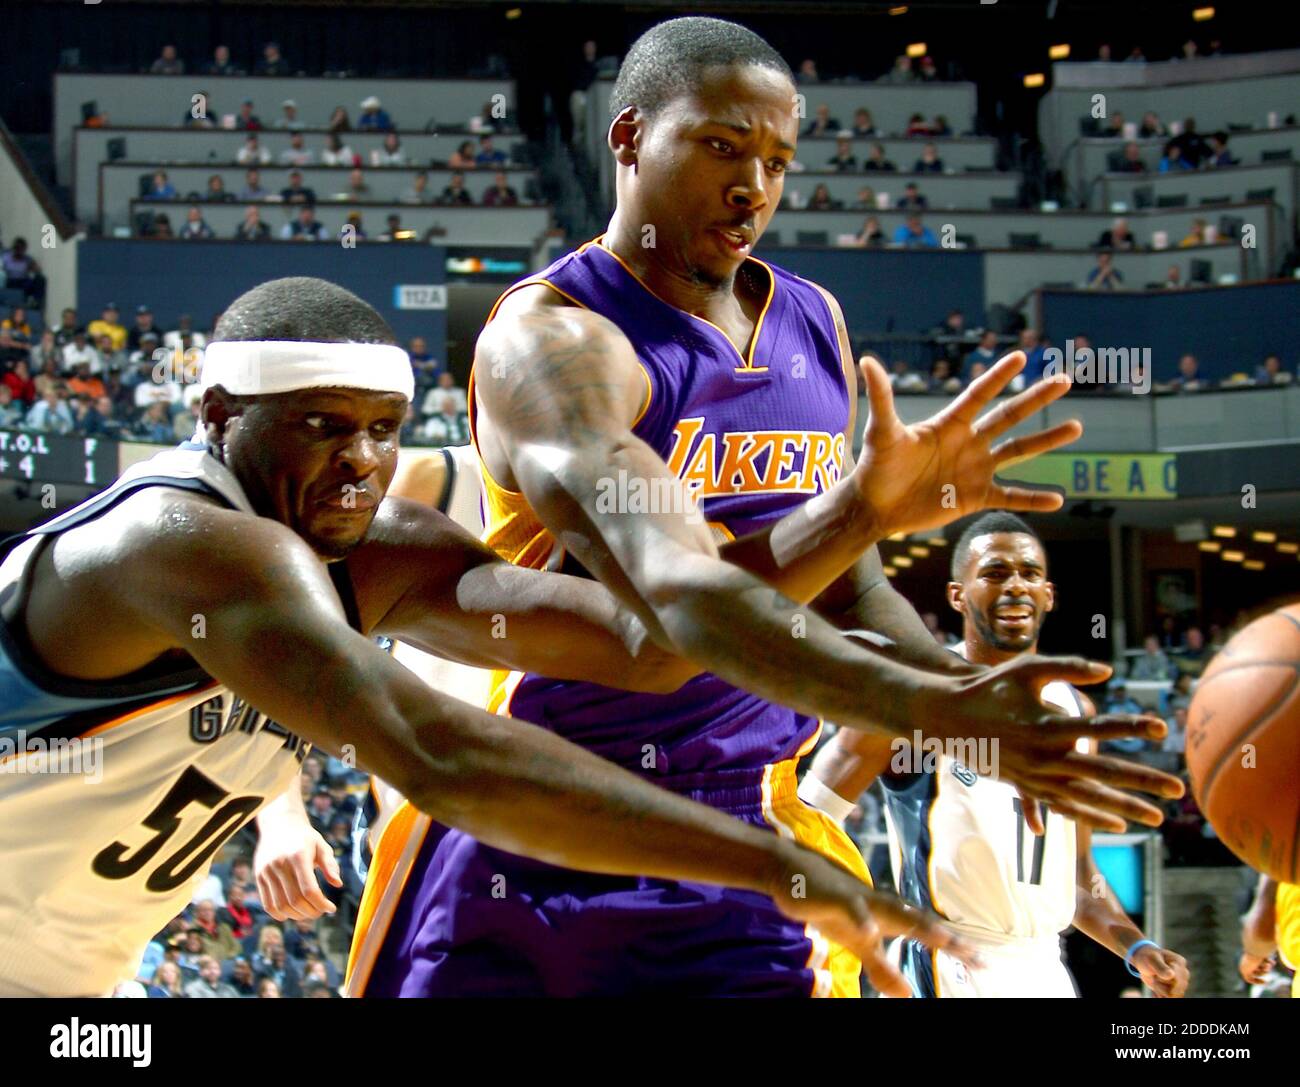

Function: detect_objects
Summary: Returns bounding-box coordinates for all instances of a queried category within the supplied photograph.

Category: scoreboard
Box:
[0,429,119,488]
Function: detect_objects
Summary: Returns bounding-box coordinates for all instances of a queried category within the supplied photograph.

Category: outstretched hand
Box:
[849,351,1079,538]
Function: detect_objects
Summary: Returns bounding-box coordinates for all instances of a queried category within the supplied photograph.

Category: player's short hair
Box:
[950,511,1039,580]
[212,276,396,347]
[609,16,794,124]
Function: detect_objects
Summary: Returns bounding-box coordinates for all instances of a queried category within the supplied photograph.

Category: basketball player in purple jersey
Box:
[352,17,1179,997]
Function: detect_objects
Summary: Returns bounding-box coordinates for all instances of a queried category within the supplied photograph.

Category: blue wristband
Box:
[1125,939,1159,977]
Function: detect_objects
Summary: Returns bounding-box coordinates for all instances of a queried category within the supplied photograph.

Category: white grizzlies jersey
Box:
[883,651,1087,942]
[0,443,349,997]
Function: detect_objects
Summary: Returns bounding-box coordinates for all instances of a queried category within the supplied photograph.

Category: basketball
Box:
[1186,604,1300,883]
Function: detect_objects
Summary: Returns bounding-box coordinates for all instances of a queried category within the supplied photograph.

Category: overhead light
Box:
[1244,559,1265,570]
[1252,531,1277,543]
[505,7,523,17]
[1197,541,1221,552]
[882,565,898,577]
[1174,519,1207,542]
[909,546,930,557]
[1277,542,1299,554]
[906,42,927,58]
[893,555,914,568]
[1049,44,1071,60]
[1222,550,1244,562]
[888,532,907,542]
[888,5,908,15]
[1193,6,1215,21]
[1212,525,1236,538]
[926,536,947,547]
[1023,73,1046,88]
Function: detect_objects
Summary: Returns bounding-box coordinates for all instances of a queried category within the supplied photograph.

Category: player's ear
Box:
[608,107,641,167]
[200,387,239,446]
[1043,579,1056,613]
[946,580,964,614]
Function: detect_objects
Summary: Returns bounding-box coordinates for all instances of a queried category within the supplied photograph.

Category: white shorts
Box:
[893,934,1078,998]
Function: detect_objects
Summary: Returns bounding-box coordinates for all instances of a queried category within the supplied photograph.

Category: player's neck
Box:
[962,634,1038,668]
[600,217,749,322]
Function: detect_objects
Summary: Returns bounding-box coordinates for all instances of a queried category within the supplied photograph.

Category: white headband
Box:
[199,340,414,401]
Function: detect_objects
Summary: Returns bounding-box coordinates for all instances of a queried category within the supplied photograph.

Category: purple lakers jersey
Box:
[469,235,851,787]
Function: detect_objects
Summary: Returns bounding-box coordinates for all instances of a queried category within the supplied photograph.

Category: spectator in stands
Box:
[892,212,938,248]
[1180,39,1200,61]
[1162,706,1189,755]
[850,186,877,210]
[79,395,125,439]
[52,308,80,348]
[1117,142,1147,173]
[1018,327,1048,382]
[279,131,314,167]
[281,206,325,241]
[274,99,300,130]
[401,171,433,204]
[321,132,358,167]
[150,44,185,75]
[437,172,472,205]
[1138,112,1166,139]
[280,170,316,205]
[371,132,406,167]
[150,212,175,240]
[163,314,206,351]
[342,166,370,200]
[448,140,476,170]
[28,328,59,374]
[62,329,101,374]
[88,304,126,353]
[1126,46,1146,63]
[1170,352,1207,393]
[132,401,174,443]
[180,206,215,240]
[205,175,234,202]
[234,205,269,241]
[236,134,270,167]
[967,329,1000,373]
[896,182,927,210]
[850,108,876,137]
[1205,132,1236,168]
[854,216,885,247]
[256,978,281,998]
[1170,120,1206,166]
[0,306,31,361]
[796,58,819,84]
[483,171,519,207]
[807,183,839,211]
[256,42,289,77]
[1086,251,1124,290]
[420,370,467,416]
[1097,216,1136,250]
[905,113,933,138]
[931,115,953,137]
[148,962,183,998]
[1,356,36,406]
[218,883,261,941]
[1161,264,1182,289]
[25,387,74,434]
[126,305,158,353]
[863,142,896,171]
[31,355,61,400]
[928,358,961,394]
[358,96,394,132]
[380,214,414,242]
[1129,633,1174,680]
[228,957,257,997]
[475,134,508,168]
[341,211,367,241]
[1178,218,1208,247]
[828,136,857,172]
[914,143,944,173]
[1173,626,1210,677]
[1254,354,1293,386]
[184,955,238,998]
[145,171,176,201]
[0,385,22,428]
[889,358,927,393]
[919,55,939,82]
[235,99,263,131]
[1,239,45,310]
[881,55,916,84]
[327,106,352,133]
[803,103,841,139]
[182,91,216,130]
[203,44,236,77]
[191,899,240,961]
[422,394,471,446]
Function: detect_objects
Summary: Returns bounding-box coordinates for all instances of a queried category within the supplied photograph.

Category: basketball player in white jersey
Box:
[799,512,1190,997]
[254,443,493,922]
[0,277,976,996]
